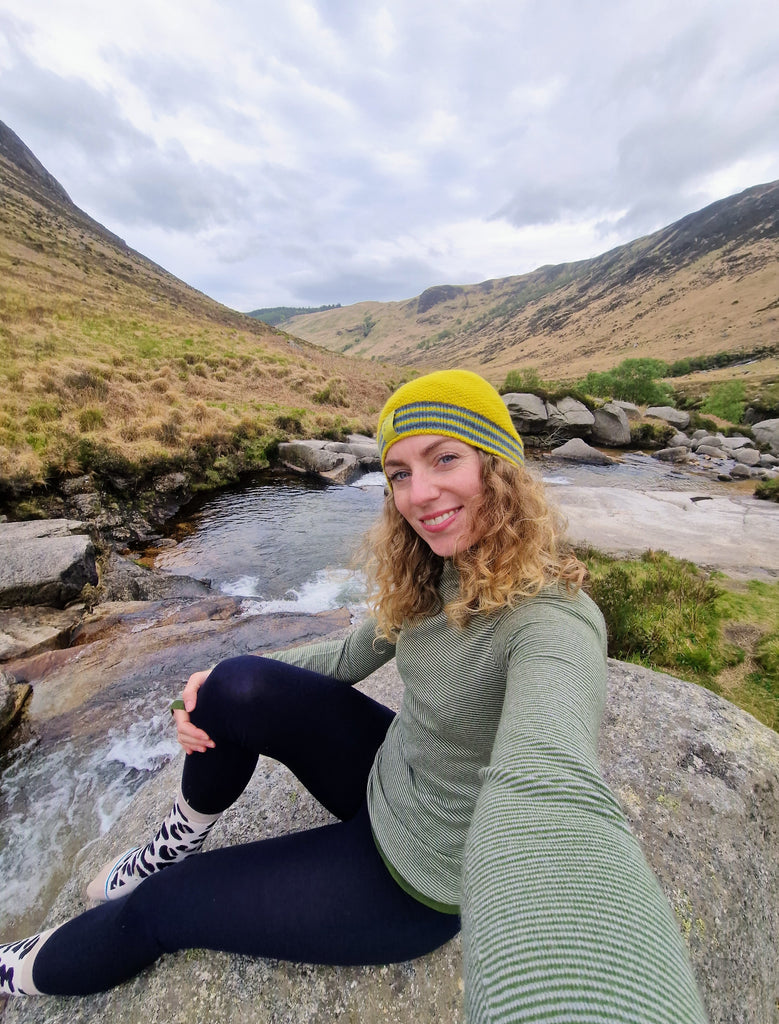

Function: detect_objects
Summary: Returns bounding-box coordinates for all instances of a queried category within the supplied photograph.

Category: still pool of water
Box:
[154,472,387,612]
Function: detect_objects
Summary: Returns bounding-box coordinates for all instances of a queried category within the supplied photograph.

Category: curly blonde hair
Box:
[365,453,585,640]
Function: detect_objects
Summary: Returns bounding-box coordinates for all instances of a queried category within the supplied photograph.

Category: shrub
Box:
[584,549,724,682]
[700,381,746,424]
[578,358,672,405]
[274,410,305,434]
[629,422,675,448]
[26,401,61,423]
[312,379,348,406]
[688,413,718,433]
[501,368,542,394]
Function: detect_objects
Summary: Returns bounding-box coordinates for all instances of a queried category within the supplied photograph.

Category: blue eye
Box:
[389,469,409,483]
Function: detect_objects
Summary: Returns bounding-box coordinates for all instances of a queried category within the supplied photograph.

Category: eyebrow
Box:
[384,437,455,469]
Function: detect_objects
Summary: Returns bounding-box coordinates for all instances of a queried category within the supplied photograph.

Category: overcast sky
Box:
[1,0,778,312]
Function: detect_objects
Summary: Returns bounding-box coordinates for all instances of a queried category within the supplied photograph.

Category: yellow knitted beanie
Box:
[377,369,524,471]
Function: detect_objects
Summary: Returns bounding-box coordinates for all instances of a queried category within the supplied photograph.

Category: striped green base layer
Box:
[373,831,460,917]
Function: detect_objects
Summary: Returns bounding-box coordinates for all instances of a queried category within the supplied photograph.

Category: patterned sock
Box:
[0,928,55,996]
[86,791,220,902]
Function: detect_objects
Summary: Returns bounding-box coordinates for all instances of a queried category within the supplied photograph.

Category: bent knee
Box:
[194,656,279,719]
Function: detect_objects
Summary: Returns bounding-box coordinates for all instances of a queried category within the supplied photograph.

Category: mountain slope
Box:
[283,182,779,381]
[0,121,396,494]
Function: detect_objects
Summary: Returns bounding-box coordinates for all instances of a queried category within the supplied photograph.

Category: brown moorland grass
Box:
[0,150,402,500]
[283,181,779,386]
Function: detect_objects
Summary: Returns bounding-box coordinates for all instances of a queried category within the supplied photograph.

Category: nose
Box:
[409,467,440,505]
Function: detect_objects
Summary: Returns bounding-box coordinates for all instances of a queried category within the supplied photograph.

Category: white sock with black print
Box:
[86,790,220,902]
[0,928,55,996]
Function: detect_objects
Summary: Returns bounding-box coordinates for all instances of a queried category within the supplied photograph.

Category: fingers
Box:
[173,708,216,755]
[182,668,211,712]
[174,666,215,755]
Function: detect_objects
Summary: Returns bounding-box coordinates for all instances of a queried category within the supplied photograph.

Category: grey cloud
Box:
[0,41,249,232]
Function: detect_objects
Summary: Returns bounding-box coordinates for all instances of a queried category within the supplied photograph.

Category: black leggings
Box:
[34,656,460,995]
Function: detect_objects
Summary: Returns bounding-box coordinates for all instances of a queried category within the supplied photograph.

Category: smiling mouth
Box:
[421,508,461,528]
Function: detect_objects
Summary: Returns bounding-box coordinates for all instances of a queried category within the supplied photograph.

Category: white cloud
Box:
[1,0,778,309]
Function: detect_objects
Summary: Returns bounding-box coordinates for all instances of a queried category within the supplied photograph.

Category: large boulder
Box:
[4,658,777,1024]
[0,521,97,609]
[545,397,594,436]
[278,440,380,484]
[591,402,632,446]
[501,392,548,434]
[732,448,762,468]
[752,418,779,454]
[278,440,361,484]
[646,406,691,430]
[549,437,615,465]
[612,400,642,421]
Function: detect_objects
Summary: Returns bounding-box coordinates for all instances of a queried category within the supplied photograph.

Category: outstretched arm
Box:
[461,593,708,1024]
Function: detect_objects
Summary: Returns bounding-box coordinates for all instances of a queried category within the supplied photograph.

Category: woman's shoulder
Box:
[495,584,606,642]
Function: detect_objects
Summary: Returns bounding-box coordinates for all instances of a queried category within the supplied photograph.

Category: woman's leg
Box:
[33,804,460,996]
[182,655,396,819]
[88,654,395,901]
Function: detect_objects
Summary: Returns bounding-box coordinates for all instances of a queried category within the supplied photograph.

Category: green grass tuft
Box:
[581,549,779,731]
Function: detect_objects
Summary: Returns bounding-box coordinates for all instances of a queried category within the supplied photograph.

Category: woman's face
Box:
[384,434,485,557]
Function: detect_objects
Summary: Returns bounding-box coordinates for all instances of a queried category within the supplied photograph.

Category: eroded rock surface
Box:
[3,659,778,1024]
[0,521,97,609]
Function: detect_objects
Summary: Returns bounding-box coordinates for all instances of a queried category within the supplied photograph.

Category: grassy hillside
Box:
[0,123,398,503]
[283,182,779,387]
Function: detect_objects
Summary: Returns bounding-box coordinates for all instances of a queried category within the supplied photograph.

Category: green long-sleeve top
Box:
[273,561,708,1023]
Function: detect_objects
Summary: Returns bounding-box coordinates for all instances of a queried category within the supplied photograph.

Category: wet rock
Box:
[278,440,370,484]
[5,600,352,725]
[0,520,97,609]
[549,438,615,465]
[0,606,83,662]
[654,446,690,463]
[99,551,212,602]
[0,669,31,740]
[696,444,729,459]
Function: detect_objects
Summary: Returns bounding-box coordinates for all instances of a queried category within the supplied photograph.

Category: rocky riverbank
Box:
[3,395,777,550]
[2,649,778,1024]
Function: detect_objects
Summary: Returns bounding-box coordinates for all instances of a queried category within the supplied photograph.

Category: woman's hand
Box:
[173,668,216,755]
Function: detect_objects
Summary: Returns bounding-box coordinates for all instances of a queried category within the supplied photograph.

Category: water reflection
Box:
[155,474,385,608]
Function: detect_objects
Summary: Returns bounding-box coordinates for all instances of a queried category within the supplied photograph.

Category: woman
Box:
[0,370,707,1022]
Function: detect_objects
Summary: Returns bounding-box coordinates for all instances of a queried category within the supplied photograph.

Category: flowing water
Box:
[0,474,385,937]
[0,457,740,936]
